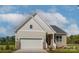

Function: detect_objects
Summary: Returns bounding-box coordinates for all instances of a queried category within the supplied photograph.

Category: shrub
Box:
[75,40,79,44]
[6,45,9,50]
[0,47,4,50]
[10,47,14,50]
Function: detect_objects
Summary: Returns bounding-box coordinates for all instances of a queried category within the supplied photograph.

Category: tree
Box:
[0,36,15,45]
[67,35,79,44]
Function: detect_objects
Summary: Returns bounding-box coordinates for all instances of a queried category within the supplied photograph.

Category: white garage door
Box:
[21,38,43,49]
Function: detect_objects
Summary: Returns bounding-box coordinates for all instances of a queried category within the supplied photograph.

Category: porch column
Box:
[50,34,53,48]
[43,38,46,49]
[51,34,56,49]
[43,33,47,49]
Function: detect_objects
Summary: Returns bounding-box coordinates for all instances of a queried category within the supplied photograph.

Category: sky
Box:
[0,5,79,37]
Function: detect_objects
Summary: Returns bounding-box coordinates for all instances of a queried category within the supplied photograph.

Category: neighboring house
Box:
[15,12,67,50]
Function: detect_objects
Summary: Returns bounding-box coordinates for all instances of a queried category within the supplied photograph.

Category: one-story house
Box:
[15,12,67,50]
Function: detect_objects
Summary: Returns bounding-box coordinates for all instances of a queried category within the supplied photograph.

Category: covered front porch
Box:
[46,33,65,49]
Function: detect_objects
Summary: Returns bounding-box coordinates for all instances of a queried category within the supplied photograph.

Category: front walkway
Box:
[14,49,47,53]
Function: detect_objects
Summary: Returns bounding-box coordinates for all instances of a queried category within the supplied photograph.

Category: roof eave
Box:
[55,33,67,35]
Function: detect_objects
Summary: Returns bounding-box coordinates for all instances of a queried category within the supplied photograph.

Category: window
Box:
[56,36,62,42]
[56,36,59,42]
[60,36,62,41]
[30,25,33,29]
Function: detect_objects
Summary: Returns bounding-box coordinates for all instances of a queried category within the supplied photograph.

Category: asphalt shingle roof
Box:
[50,25,66,34]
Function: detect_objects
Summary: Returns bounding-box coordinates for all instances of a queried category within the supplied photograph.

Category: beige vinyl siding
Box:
[17,18,44,32]
[55,35,67,47]
[15,18,46,40]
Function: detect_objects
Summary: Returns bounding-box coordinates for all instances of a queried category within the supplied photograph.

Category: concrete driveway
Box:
[14,49,47,53]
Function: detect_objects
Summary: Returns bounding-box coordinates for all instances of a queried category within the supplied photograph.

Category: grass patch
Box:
[47,49,79,53]
[48,44,79,53]
[0,49,17,53]
[0,45,16,53]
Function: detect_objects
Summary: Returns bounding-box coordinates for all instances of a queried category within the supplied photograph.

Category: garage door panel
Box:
[21,38,43,49]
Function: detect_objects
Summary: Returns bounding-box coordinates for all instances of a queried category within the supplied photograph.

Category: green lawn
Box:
[0,45,16,53]
[48,44,79,53]
[0,49,17,53]
[48,49,79,53]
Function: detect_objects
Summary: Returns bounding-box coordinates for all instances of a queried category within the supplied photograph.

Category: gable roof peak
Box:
[15,12,38,33]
